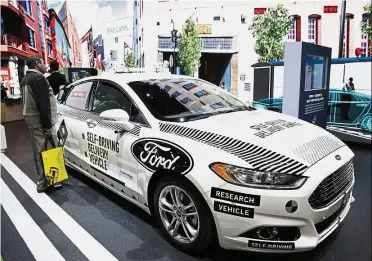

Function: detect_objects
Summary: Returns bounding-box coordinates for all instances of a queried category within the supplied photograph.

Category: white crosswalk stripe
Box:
[0,153,119,261]
[1,179,66,261]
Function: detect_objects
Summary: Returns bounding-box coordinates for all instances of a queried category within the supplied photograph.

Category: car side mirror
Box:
[99,109,134,131]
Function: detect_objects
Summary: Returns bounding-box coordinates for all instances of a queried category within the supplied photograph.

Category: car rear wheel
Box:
[361,114,372,133]
[153,177,213,253]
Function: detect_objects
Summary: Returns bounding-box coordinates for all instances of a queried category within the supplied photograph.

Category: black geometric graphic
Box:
[285,200,298,213]
[159,122,308,175]
[131,138,194,174]
[57,119,68,147]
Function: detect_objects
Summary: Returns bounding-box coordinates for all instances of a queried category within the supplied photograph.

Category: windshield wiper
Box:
[186,114,212,121]
[217,107,247,115]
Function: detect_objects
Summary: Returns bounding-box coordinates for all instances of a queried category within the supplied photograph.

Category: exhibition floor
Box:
[1,120,371,261]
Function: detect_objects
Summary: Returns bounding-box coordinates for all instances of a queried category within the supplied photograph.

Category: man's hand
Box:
[45,128,53,136]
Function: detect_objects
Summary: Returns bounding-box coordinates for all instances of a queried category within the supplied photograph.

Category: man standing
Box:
[1,77,8,100]
[47,60,69,95]
[341,77,355,120]
[343,77,355,92]
[20,56,61,193]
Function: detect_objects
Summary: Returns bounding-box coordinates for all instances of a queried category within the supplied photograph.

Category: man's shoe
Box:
[37,180,49,193]
[52,183,63,190]
[37,186,49,193]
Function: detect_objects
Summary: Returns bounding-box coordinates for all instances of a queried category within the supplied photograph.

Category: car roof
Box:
[97,72,195,84]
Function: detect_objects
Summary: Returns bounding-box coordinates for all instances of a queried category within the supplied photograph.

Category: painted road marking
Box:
[0,153,119,261]
[1,179,65,261]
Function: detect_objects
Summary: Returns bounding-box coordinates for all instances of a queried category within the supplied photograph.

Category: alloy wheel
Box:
[158,185,200,244]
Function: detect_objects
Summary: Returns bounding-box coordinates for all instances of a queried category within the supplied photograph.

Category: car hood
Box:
[159,109,346,175]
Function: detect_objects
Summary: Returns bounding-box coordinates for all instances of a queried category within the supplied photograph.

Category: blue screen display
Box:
[304,55,327,91]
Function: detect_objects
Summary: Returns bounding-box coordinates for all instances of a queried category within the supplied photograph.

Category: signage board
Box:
[1,68,10,90]
[182,24,212,35]
[103,17,133,39]
[282,42,331,129]
[1,68,9,77]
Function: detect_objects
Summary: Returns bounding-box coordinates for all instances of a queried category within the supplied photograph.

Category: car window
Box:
[65,81,93,110]
[92,82,132,114]
[350,94,361,102]
[330,92,339,101]
[92,81,147,125]
[127,78,254,122]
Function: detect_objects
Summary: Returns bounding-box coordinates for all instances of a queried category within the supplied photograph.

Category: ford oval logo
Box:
[131,138,194,174]
[335,155,341,160]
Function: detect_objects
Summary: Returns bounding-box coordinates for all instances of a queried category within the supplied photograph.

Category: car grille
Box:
[308,160,354,210]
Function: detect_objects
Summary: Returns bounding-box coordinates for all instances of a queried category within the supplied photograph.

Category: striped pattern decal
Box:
[159,122,309,175]
[293,136,345,165]
[58,105,141,137]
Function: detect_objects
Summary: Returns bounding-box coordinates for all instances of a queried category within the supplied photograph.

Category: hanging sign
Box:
[182,24,212,34]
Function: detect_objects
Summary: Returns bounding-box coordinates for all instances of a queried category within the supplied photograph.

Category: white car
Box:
[56,72,355,254]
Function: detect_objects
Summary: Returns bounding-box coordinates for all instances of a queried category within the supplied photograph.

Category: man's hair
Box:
[50,60,60,71]
[26,56,42,69]
[349,77,353,82]
[91,68,98,76]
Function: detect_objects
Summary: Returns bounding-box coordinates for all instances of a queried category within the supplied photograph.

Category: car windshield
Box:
[127,78,255,122]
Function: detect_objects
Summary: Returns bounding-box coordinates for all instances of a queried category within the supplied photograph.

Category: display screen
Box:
[71,70,92,82]
[304,55,327,91]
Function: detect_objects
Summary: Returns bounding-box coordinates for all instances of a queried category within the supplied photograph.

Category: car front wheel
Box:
[153,177,214,253]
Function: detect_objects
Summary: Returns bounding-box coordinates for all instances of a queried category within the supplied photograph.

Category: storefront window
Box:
[0,17,4,44]
[28,27,35,48]
[44,16,49,32]
[308,18,315,43]
[47,41,52,56]
[24,0,32,16]
[361,14,369,57]
[288,19,296,40]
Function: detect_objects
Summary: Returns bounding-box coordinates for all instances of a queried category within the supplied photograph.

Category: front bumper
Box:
[204,146,355,253]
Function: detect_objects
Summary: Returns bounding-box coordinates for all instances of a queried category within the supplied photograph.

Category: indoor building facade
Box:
[1,0,52,98]
[58,1,82,67]
[155,0,371,100]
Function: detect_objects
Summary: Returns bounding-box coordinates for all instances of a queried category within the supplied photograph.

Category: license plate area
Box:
[326,188,352,218]
[314,188,352,234]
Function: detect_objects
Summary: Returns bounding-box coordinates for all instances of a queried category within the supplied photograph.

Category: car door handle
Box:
[57,113,63,118]
[86,119,97,128]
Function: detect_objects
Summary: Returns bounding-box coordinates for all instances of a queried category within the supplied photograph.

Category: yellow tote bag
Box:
[41,136,68,186]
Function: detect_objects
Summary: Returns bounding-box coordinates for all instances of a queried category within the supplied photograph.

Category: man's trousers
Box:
[24,116,58,191]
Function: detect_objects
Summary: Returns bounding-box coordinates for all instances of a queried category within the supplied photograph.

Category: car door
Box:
[349,93,370,126]
[328,91,337,124]
[334,90,353,125]
[57,80,96,167]
[85,80,147,199]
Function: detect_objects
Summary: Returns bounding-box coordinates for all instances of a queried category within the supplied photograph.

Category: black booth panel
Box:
[253,67,272,101]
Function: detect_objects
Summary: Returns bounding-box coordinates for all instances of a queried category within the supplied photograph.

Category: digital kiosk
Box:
[282,42,332,129]
[64,68,96,83]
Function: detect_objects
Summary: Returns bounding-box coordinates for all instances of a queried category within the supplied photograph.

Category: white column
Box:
[8,57,20,97]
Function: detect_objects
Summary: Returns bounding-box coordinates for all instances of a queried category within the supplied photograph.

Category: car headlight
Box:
[209,163,308,189]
